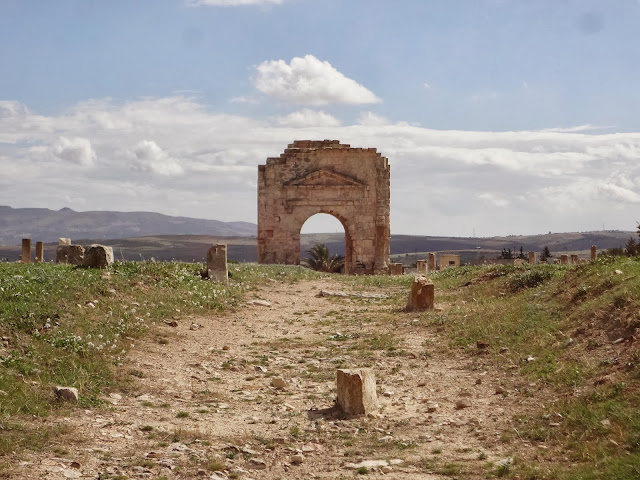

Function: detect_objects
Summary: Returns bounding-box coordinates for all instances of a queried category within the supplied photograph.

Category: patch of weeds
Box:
[140,425,154,432]
[128,369,145,378]
[176,411,189,418]
[356,466,369,475]
[437,462,462,476]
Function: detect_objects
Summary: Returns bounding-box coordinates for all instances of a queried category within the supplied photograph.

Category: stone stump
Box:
[570,254,578,264]
[21,238,31,263]
[416,260,427,274]
[560,254,568,265]
[528,252,536,264]
[207,244,228,285]
[35,241,44,263]
[389,263,403,275]
[591,245,597,261]
[83,245,114,268]
[406,275,434,311]
[428,253,436,272]
[59,238,71,246]
[56,245,85,265]
[336,368,379,416]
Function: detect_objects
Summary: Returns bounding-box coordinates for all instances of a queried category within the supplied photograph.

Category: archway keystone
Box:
[257,140,390,274]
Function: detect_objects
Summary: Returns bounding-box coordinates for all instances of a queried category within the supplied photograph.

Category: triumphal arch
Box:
[257,140,390,274]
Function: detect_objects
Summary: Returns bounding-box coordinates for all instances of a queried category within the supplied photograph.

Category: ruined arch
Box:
[257,140,390,274]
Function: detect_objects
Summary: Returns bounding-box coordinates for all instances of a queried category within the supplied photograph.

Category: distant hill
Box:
[0,230,634,264]
[0,206,257,245]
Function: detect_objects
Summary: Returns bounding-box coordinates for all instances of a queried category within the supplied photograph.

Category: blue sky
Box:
[1,0,639,236]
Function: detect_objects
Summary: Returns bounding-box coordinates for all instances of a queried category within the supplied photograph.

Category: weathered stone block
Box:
[389,263,404,275]
[59,238,71,246]
[207,244,228,285]
[528,252,536,264]
[83,245,114,268]
[21,238,31,263]
[35,241,44,263]
[56,245,85,265]
[428,253,436,272]
[560,254,569,265]
[570,254,578,264]
[591,245,597,261]
[336,368,378,416]
[416,260,427,274]
[406,275,434,311]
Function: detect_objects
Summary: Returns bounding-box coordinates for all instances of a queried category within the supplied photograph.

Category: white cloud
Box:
[254,55,381,105]
[229,95,259,105]
[187,0,282,6]
[423,82,432,90]
[128,140,184,176]
[275,109,341,127]
[2,96,640,234]
[52,136,96,166]
[357,111,389,126]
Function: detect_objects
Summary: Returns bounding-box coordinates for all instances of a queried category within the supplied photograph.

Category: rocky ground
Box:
[10,277,543,479]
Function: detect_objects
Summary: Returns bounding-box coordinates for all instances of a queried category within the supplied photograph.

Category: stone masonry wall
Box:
[257,140,390,274]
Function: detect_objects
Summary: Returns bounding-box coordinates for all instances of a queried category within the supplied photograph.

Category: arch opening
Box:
[300,213,351,274]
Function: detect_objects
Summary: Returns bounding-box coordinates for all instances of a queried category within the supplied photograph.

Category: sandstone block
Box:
[35,241,44,263]
[389,263,403,275]
[570,254,578,264]
[528,252,536,264]
[54,386,78,402]
[83,245,113,268]
[21,238,31,263]
[560,254,568,265]
[59,238,71,246]
[416,260,427,274]
[336,368,379,416]
[56,245,84,265]
[406,275,434,311]
[207,244,228,285]
[591,245,597,261]
[428,253,436,272]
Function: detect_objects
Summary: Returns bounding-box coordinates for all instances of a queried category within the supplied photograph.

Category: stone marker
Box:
[35,241,44,263]
[416,260,427,274]
[570,254,578,264]
[336,368,379,416]
[54,386,79,402]
[389,262,403,275]
[56,245,85,265]
[406,275,434,311]
[428,253,436,272]
[528,252,536,264]
[560,254,568,265]
[83,244,114,268]
[207,244,228,284]
[514,258,526,266]
[59,238,71,246]
[591,245,597,261]
[21,238,31,263]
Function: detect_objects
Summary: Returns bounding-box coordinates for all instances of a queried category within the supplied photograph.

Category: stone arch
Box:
[257,140,390,274]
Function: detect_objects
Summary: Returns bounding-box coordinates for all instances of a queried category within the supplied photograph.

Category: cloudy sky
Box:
[1,0,639,237]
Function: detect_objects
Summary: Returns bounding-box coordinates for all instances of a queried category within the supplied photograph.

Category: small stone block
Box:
[336,368,379,416]
[59,238,71,246]
[83,245,113,268]
[56,245,85,265]
[389,263,403,275]
[406,275,434,311]
[207,243,228,285]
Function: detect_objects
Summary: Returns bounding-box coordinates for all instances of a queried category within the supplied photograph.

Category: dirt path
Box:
[13,277,536,479]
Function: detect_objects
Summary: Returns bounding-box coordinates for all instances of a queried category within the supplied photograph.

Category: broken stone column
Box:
[389,263,403,275]
[560,254,568,265]
[406,275,434,311]
[21,238,31,263]
[56,245,85,265]
[83,245,114,268]
[570,254,578,264]
[428,253,436,272]
[59,238,71,246]
[416,260,427,274]
[207,244,228,284]
[336,368,379,416]
[528,252,536,264]
[35,241,44,263]
[591,245,597,261]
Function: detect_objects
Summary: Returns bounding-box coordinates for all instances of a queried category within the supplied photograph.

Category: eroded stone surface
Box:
[207,244,228,285]
[336,368,379,416]
[83,245,114,268]
[35,241,44,263]
[406,275,434,311]
[257,140,390,274]
[21,238,31,263]
[56,245,85,265]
